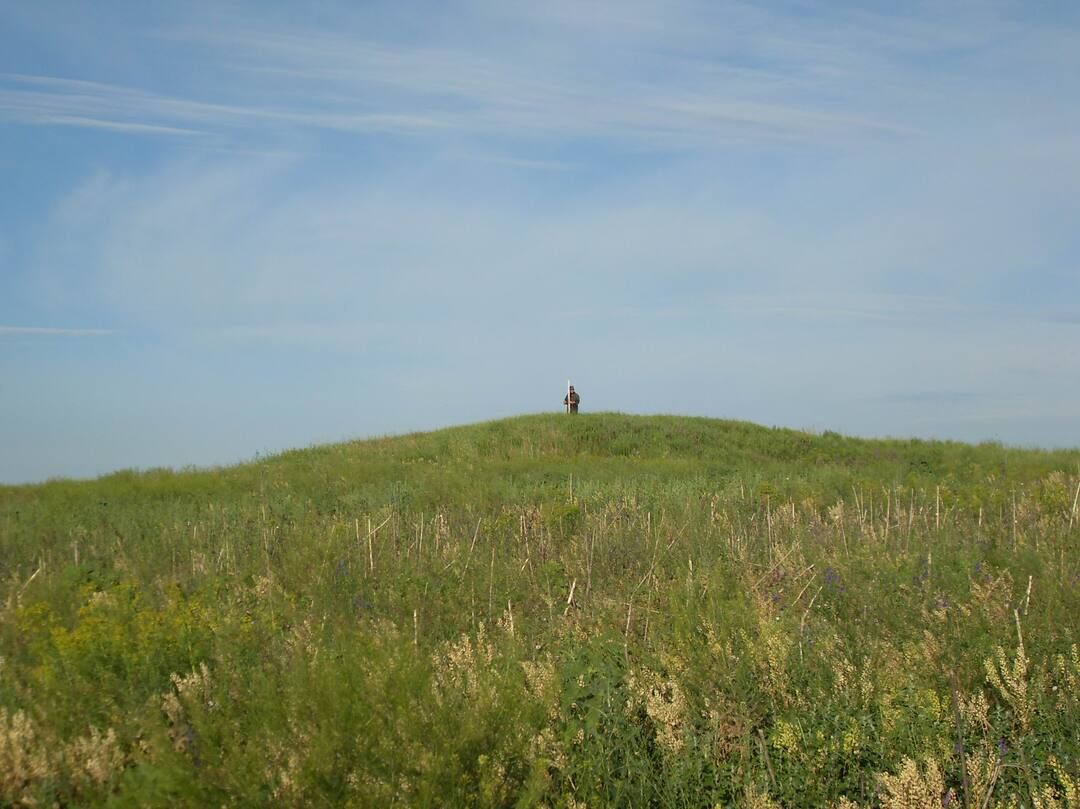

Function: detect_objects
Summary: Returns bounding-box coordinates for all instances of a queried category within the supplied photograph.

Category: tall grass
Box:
[1,413,1079,806]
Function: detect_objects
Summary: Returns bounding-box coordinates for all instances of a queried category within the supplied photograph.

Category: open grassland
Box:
[2,413,1080,807]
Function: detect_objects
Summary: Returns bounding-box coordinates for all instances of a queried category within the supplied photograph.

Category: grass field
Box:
[2,413,1080,807]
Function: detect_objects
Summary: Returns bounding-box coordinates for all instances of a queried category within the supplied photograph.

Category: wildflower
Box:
[66,727,124,788]
[986,635,1031,731]
[626,669,688,754]
[876,757,953,809]
[0,709,53,802]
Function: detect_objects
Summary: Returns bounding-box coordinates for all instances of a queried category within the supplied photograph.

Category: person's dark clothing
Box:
[564,389,580,413]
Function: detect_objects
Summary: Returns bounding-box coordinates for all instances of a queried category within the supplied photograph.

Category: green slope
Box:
[4,411,1072,511]
[2,414,1079,807]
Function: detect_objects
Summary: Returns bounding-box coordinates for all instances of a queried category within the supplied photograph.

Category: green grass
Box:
[2,413,1080,806]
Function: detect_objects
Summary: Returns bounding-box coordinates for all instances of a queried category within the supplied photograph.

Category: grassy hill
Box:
[2,413,1079,807]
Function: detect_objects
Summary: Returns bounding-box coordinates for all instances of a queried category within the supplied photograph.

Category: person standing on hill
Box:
[564,384,580,414]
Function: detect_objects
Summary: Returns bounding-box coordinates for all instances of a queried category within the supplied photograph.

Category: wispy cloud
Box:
[449,150,575,172]
[179,1,1075,145]
[0,63,903,148]
[0,74,208,136]
[178,24,916,147]
[0,325,112,336]
[0,72,448,139]
[6,0,949,152]
[872,391,1021,406]
[6,2,1078,154]
[29,140,1076,335]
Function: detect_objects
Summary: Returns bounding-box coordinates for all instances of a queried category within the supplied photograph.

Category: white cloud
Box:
[170,19,915,147]
[8,2,1079,157]
[0,326,112,336]
[30,125,1076,347]
[0,72,451,138]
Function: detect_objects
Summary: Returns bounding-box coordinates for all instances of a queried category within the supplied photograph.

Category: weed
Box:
[1,414,1079,805]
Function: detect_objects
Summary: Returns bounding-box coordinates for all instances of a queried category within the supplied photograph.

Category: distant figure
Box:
[564,385,581,414]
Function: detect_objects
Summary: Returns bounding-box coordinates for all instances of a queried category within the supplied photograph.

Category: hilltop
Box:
[3,412,1071,510]
[2,414,1079,807]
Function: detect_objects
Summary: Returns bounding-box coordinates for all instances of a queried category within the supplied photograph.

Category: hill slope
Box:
[2,414,1079,806]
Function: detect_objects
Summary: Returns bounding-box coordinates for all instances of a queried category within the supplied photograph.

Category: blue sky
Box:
[2,1,1079,483]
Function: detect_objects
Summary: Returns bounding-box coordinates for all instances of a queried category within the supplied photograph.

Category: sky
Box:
[2,1,1080,483]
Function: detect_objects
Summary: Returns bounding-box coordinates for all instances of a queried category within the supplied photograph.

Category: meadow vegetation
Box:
[2,413,1080,807]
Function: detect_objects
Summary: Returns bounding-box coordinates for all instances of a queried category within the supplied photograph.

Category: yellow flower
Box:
[771,719,800,756]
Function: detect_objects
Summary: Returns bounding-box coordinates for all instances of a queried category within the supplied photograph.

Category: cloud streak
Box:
[0,73,448,138]
[0,65,906,148]
[0,326,112,336]
[170,22,919,147]
[6,2,1078,156]
[10,0,982,153]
